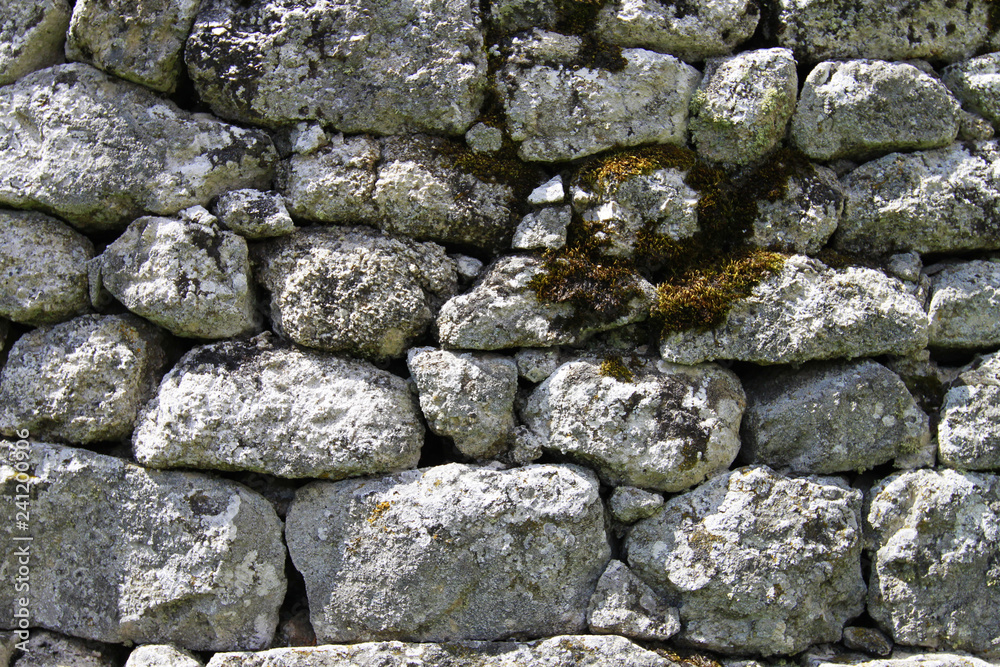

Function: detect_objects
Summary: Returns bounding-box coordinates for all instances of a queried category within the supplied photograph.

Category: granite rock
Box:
[927,259,1000,350]
[285,463,610,642]
[0,64,276,233]
[212,189,295,240]
[0,314,167,444]
[627,466,866,656]
[938,353,1000,471]
[587,560,680,641]
[943,54,1000,128]
[134,333,424,478]
[0,0,69,85]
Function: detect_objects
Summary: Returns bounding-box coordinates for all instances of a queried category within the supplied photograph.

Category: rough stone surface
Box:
[438,255,654,350]
[837,141,1000,255]
[749,163,844,254]
[497,31,701,162]
[792,60,961,161]
[100,213,260,340]
[125,645,204,667]
[9,631,118,667]
[286,463,610,643]
[206,635,680,667]
[0,64,276,233]
[627,466,866,656]
[66,0,201,92]
[867,469,1000,656]
[253,226,457,360]
[659,255,929,365]
[515,347,562,383]
[522,357,745,492]
[0,441,287,650]
[927,260,1000,350]
[774,0,992,64]
[466,123,504,153]
[0,0,69,85]
[608,486,664,524]
[212,189,295,240]
[842,627,893,657]
[690,48,797,165]
[587,560,680,641]
[943,54,1000,128]
[938,353,1000,471]
[185,0,486,135]
[134,333,424,479]
[740,360,930,474]
[593,0,758,62]
[806,652,997,667]
[512,207,571,251]
[0,314,167,444]
[407,347,518,459]
[0,209,94,326]
[529,176,565,205]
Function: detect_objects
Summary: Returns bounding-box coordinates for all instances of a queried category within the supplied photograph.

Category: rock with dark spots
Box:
[943,54,1000,128]
[837,142,1000,256]
[587,560,680,641]
[927,260,1000,350]
[513,206,571,251]
[406,347,517,459]
[10,631,118,667]
[609,486,664,524]
[842,627,893,657]
[522,357,744,492]
[253,226,457,361]
[212,189,294,240]
[774,0,992,64]
[0,64,275,233]
[437,255,654,350]
[938,353,1000,471]
[278,133,381,224]
[593,0,758,62]
[125,645,204,667]
[66,0,201,92]
[749,163,844,254]
[659,255,928,365]
[134,333,424,479]
[627,466,866,656]
[206,635,681,667]
[792,61,960,162]
[285,463,610,643]
[185,0,486,135]
[497,31,701,162]
[515,347,562,383]
[740,360,930,474]
[99,212,260,339]
[0,314,167,444]
[0,441,287,650]
[0,209,93,326]
[0,0,69,85]
[690,48,798,166]
[867,469,1000,656]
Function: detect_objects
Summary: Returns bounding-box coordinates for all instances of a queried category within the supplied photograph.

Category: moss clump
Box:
[599,355,635,382]
[529,248,644,322]
[577,144,697,195]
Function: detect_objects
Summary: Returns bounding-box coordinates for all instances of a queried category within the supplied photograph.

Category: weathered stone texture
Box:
[749,162,844,254]
[938,353,1000,471]
[212,189,295,240]
[944,54,1000,128]
[927,260,1000,350]
[125,645,204,667]
[587,560,680,641]
[0,0,69,85]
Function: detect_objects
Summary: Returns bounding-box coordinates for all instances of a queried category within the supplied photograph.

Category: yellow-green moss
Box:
[599,355,635,382]
[577,144,697,196]
[528,248,644,322]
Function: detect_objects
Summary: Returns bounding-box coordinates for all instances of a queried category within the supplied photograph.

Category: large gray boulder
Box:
[837,142,1000,255]
[867,469,1000,657]
[774,0,993,64]
[134,333,424,479]
[0,209,93,326]
[206,635,681,667]
[0,314,167,444]
[66,0,201,92]
[943,54,1000,128]
[438,255,654,350]
[252,226,457,361]
[927,259,1000,350]
[659,255,928,365]
[690,48,798,166]
[185,0,486,135]
[626,466,866,656]
[99,212,260,340]
[407,347,517,459]
[0,64,276,233]
[522,357,744,492]
[791,60,960,161]
[740,360,930,474]
[0,0,69,85]
[592,0,759,62]
[938,353,1000,471]
[0,441,287,650]
[285,463,610,643]
[497,31,701,162]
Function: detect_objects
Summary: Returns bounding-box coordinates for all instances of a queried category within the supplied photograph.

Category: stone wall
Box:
[1,0,999,666]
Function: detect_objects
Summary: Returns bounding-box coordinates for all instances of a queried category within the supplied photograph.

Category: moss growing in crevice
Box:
[529,247,645,322]
[599,354,636,381]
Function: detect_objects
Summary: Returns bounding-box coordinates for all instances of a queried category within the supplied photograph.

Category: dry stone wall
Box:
[1,0,1000,666]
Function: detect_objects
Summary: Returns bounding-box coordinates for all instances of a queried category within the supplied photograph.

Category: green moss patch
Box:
[599,355,635,381]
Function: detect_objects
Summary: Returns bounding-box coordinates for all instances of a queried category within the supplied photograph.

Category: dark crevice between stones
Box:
[274,554,316,648]
[736,0,777,53]
[168,58,211,115]
[417,431,459,468]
